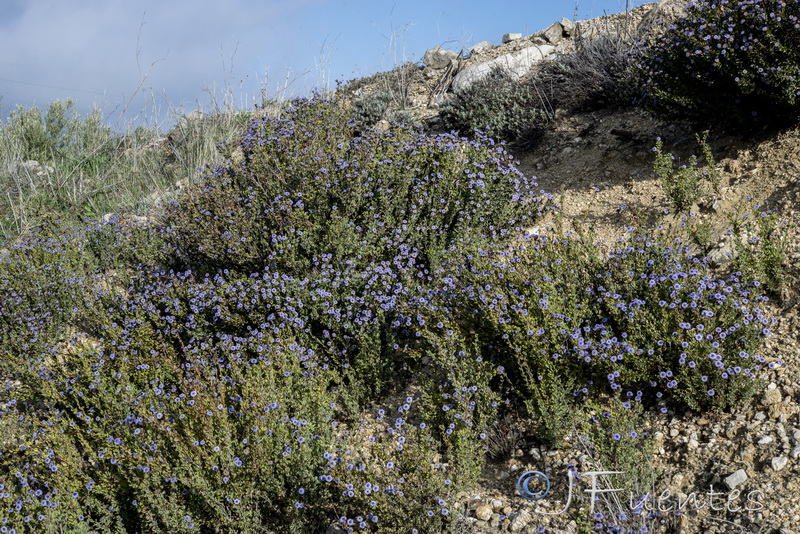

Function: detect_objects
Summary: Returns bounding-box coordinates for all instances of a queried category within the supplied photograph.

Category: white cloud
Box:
[0,0,317,127]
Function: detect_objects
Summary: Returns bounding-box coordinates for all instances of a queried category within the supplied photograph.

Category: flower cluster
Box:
[631,0,800,126]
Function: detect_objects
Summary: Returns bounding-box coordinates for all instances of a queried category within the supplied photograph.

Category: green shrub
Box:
[164,95,547,277]
[350,91,392,130]
[632,0,800,126]
[162,94,548,416]
[319,415,462,532]
[579,397,656,531]
[728,203,790,297]
[387,108,415,127]
[439,69,553,145]
[442,228,766,416]
[2,298,339,532]
[0,100,248,243]
[653,131,719,212]
[0,85,783,532]
[2,99,112,162]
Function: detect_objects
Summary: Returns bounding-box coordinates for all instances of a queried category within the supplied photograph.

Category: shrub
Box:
[439,228,768,417]
[318,409,462,532]
[536,33,643,112]
[0,89,782,532]
[438,69,552,146]
[1,271,341,532]
[163,94,549,417]
[577,398,656,532]
[350,91,392,130]
[165,95,547,277]
[0,100,248,243]
[387,108,416,127]
[2,100,112,163]
[631,0,800,126]
[728,201,790,297]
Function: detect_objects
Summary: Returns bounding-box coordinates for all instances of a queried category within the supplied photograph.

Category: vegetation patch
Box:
[632,0,800,127]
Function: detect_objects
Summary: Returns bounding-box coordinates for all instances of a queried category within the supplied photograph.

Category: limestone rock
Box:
[772,456,789,471]
[542,21,564,43]
[186,109,205,122]
[451,45,555,92]
[469,40,492,56]
[423,46,459,69]
[17,159,55,179]
[510,510,532,531]
[475,504,493,521]
[724,469,748,490]
[707,238,737,267]
[327,522,348,534]
[763,385,783,406]
[560,17,576,36]
[502,33,522,43]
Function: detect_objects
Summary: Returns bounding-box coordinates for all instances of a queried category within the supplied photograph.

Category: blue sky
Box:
[0,0,650,131]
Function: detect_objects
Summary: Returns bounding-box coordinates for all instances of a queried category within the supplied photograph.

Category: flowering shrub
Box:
[319,411,458,533]
[632,0,800,126]
[441,227,769,424]
[165,96,546,277]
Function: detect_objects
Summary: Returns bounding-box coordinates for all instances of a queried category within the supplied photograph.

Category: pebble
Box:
[763,385,783,406]
[510,510,532,531]
[475,504,493,521]
[724,469,748,490]
[758,435,774,445]
[772,456,789,471]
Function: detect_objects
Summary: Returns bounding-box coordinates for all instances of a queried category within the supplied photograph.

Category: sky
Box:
[0,0,650,132]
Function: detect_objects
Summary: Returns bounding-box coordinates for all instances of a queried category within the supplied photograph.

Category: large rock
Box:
[560,17,576,36]
[469,41,492,56]
[452,45,555,92]
[502,33,522,43]
[423,46,459,69]
[542,22,564,43]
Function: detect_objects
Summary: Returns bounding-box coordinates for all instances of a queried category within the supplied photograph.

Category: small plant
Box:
[730,204,789,297]
[387,109,416,127]
[524,371,581,448]
[576,397,657,533]
[689,219,714,249]
[483,418,523,461]
[653,131,718,213]
[350,91,392,130]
